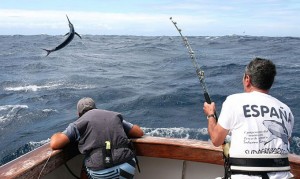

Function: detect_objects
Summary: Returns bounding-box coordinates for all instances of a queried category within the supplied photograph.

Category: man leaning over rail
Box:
[203,58,294,179]
[50,97,144,179]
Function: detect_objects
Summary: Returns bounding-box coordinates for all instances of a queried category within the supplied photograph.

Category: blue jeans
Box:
[85,158,136,179]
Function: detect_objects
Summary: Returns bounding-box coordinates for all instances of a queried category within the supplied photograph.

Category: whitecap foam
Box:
[28,139,50,148]
[42,109,57,113]
[64,83,96,90]
[142,127,208,139]
[4,83,62,92]
[0,105,28,111]
[4,82,96,92]
[0,116,8,123]
[205,36,220,40]
[0,105,28,124]
[292,136,300,148]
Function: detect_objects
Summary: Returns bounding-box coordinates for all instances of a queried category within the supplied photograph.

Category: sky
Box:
[0,0,299,37]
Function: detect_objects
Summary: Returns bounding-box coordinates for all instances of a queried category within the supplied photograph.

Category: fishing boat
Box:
[1,136,300,179]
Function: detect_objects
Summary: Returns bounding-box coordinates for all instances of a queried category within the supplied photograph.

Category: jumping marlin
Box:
[43,15,81,56]
[263,120,289,145]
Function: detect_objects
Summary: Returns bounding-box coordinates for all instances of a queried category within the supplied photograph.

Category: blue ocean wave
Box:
[0,35,299,166]
[0,139,49,166]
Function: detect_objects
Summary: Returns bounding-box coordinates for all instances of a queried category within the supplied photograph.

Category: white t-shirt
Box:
[218,91,294,179]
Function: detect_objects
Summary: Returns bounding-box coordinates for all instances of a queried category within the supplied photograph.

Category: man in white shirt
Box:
[203,58,294,179]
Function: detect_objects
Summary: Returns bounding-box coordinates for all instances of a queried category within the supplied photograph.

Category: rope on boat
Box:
[38,150,53,179]
[169,17,218,120]
[181,160,187,179]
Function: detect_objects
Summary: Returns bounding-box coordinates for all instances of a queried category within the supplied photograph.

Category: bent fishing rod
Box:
[170,17,218,120]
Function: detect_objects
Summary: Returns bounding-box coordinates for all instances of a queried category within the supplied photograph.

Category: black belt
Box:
[229,157,290,168]
[227,157,290,179]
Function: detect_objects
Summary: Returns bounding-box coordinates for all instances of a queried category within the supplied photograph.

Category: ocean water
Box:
[0,35,299,166]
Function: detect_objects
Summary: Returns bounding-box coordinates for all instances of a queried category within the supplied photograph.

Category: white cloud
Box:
[0,9,216,35]
[0,7,299,37]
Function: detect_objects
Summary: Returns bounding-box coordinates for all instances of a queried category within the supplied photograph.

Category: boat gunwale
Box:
[0,136,300,178]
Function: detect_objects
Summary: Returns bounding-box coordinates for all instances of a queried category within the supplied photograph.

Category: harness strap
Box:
[90,143,131,154]
[128,140,141,173]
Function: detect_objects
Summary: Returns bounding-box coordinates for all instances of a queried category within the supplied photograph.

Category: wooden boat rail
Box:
[0,136,300,179]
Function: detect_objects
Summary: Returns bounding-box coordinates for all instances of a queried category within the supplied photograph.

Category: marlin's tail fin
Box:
[42,49,51,57]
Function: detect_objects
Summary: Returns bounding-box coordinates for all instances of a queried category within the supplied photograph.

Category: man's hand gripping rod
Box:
[170,17,218,120]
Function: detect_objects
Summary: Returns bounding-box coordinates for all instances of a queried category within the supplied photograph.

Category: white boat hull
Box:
[43,154,224,179]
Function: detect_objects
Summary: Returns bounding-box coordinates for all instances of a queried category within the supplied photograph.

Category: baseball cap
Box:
[77,97,96,115]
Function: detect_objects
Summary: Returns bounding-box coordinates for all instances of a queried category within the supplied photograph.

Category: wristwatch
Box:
[207,114,216,120]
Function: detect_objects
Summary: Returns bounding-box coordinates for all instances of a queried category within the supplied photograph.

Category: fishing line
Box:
[169,17,218,120]
[37,150,53,179]
[170,19,231,177]
[37,149,80,179]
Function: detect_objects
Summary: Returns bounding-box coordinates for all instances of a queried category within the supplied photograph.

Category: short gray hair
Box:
[245,57,276,90]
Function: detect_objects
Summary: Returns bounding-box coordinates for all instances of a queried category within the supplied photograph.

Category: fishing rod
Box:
[170,17,218,120]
